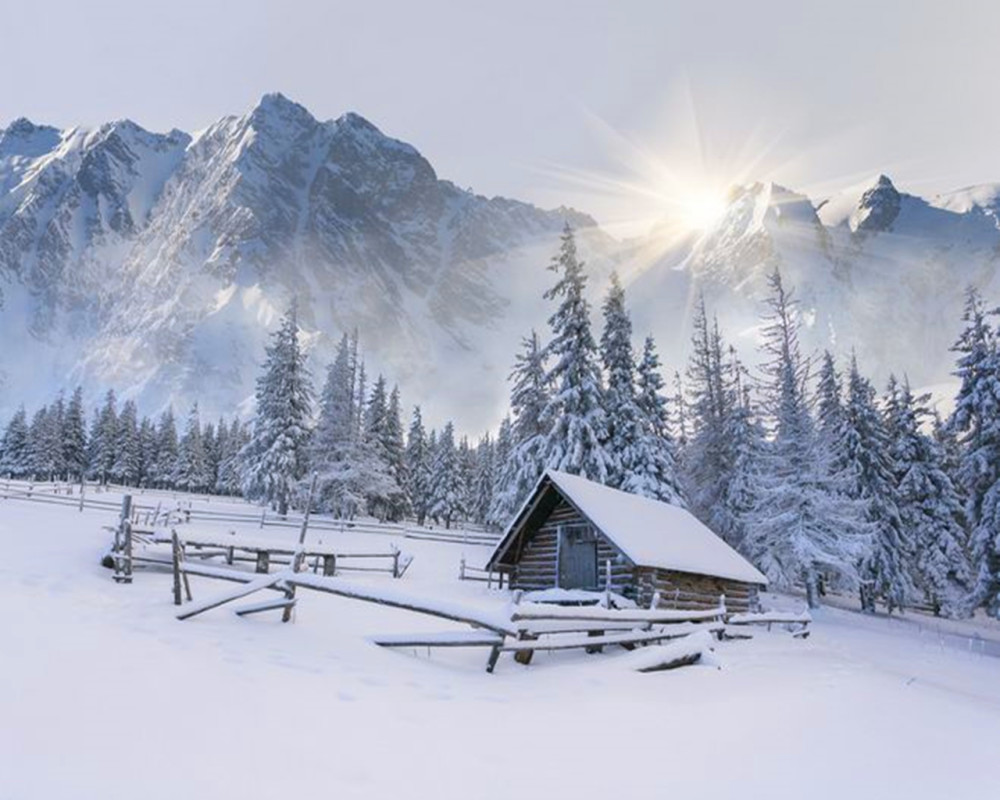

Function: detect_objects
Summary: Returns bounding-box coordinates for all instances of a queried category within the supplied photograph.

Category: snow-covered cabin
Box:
[487,470,768,612]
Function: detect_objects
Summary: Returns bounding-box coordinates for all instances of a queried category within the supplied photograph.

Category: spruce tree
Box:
[153,408,179,488]
[111,400,141,486]
[836,358,914,613]
[539,225,611,482]
[948,287,1000,616]
[62,387,88,481]
[886,377,971,617]
[628,334,685,505]
[92,390,118,484]
[491,331,550,526]
[175,403,208,492]
[240,302,313,516]
[429,421,464,528]
[745,270,867,608]
[472,433,496,525]
[404,406,432,525]
[0,407,30,478]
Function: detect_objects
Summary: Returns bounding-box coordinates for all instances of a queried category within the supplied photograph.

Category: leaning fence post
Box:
[392,545,400,579]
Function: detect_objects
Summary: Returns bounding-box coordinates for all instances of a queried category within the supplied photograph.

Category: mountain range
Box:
[2,93,998,430]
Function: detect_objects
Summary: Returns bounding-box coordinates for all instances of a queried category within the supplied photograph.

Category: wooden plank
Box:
[235,597,298,617]
[176,572,285,620]
[500,625,721,653]
[285,573,518,636]
[372,631,505,648]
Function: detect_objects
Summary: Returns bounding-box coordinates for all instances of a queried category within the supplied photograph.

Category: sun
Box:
[660,182,731,233]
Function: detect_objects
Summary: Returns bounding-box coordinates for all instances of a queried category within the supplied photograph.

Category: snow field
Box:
[1,497,998,800]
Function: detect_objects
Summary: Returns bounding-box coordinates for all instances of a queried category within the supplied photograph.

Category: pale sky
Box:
[4,0,1000,226]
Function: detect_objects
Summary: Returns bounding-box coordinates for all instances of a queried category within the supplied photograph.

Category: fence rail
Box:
[0,479,502,547]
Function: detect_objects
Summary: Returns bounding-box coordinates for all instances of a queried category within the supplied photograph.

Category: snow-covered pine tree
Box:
[539,225,611,482]
[137,416,157,487]
[201,421,218,490]
[62,387,88,481]
[683,297,731,522]
[719,352,765,554]
[404,406,432,525]
[111,400,141,486]
[240,302,313,516]
[885,376,971,617]
[599,272,640,488]
[429,421,464,528]
[744,269,868,608]
[472,433,496,524]
[91,390,118,485]
[948,287,1000,616]
[382,385,408,520]
[490,331,551,526]
[628,334,686,505]
[458,435,476,523]
[359,375,405,520]
[835,357,915,613]
[175,403,208,492]
[816,350,845,442]
[312,333,357,466]
[152,408,179,489]
[0,407,30,478]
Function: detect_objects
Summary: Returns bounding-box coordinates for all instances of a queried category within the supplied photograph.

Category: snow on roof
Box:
[495,470,768,586]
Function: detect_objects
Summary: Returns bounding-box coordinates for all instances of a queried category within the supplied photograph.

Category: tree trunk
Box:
[804,567,821,610]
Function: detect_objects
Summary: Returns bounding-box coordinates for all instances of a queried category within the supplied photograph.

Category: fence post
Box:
[604,559,612,608]
[171,529,183,606]
[459,555,466,581]
[392,545,400,579]
[114,494,133,584]
[260,508,267,529]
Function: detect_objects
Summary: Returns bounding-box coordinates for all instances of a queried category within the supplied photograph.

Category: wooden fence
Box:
[0,479,502,547]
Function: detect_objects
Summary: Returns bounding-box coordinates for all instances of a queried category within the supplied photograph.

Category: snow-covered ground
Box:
[2,493,998,799]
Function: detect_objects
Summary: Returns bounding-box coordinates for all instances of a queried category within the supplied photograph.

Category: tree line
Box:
[0,389,249,495]
[2,224,998,619]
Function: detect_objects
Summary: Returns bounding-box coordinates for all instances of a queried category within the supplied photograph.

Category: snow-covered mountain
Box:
[629,174,1000,399]
[0,94,609,430]
[3,93,999,429]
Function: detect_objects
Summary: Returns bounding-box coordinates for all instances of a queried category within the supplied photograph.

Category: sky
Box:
[4,0,1000,230]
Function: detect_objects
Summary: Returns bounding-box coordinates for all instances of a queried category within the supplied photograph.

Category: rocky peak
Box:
[851,174,900,234]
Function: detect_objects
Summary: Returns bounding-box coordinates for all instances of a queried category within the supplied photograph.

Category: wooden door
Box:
[558,525,598,589]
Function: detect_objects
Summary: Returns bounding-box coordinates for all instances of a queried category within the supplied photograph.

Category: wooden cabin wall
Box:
[637,567,759,613]
[510,500,636,596]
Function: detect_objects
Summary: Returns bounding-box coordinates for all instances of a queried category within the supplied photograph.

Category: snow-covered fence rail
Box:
[0,480,176,522]
[155,530,413,580]
[458,556,507,587]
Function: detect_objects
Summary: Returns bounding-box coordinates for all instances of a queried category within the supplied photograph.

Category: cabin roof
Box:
[489,470,768,586]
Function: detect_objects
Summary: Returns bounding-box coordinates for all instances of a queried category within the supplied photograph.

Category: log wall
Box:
[511,500,636,597]
[636,567,759,613]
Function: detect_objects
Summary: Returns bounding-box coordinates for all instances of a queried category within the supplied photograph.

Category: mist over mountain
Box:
[628,174,1000,405]
[0,94,612,431]
[1,94,998,430]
